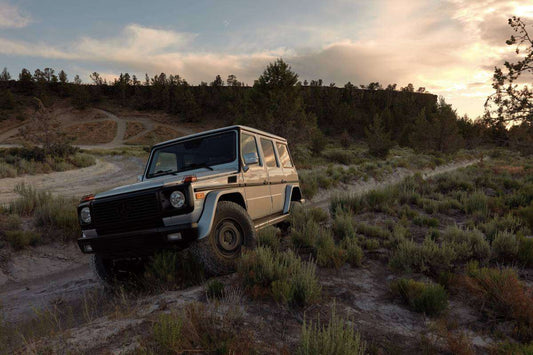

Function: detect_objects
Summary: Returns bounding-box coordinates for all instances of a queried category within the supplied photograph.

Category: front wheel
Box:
[90,254,145,289]
[189,201,255,275]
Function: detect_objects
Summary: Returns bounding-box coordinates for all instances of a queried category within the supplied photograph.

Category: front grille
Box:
[92,191,162,235]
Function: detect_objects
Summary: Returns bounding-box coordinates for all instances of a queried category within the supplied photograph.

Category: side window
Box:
[276,142,293,168]
[260,138,279,168]
[241,133,261,166]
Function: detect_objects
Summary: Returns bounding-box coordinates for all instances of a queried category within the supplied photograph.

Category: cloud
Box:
[0,0,532,118]
[0,2,31,28]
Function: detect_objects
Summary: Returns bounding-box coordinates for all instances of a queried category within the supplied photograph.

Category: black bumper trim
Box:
[78,223,198,257]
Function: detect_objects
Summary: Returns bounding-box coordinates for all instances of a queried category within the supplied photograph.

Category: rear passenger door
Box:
[260,138,285,214]
[276,142,297,210]
[241,132,272,219]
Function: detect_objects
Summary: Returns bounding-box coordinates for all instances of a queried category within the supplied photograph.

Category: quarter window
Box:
[241,133,261,166]
[276,142,293,168]
[260,138,279,168]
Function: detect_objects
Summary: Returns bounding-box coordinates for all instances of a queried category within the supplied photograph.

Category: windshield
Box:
[146,131,237,178]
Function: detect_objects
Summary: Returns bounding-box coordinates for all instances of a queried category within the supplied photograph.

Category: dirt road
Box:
[0,155,146,205]
[0,159,479,324]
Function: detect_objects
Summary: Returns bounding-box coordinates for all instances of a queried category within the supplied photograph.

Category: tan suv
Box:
[77,125,303,282]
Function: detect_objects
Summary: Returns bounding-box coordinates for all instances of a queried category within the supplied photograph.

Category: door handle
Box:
[281,179,287,183]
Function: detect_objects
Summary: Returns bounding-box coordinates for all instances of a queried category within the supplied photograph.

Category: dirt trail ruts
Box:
[0,107,197,148]
[309,159,480,210]
[0,155,146,204]
[0,159,480,325]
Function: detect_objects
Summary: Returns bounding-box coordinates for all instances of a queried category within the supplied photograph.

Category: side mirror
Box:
[243,152,259,166]
[137,175,143,182]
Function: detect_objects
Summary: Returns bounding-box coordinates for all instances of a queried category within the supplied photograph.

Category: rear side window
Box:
[276,143,293,168]
[241,133,261,166]
[260,138,279,168]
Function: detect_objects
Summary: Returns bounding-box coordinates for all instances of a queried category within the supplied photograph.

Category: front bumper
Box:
[77,223,198,257]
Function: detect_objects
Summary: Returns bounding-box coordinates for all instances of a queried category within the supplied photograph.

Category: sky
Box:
[1,0,532,119]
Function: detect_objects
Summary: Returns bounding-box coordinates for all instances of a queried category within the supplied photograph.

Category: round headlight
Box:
[80,207,92,224]
[170,191,185,208]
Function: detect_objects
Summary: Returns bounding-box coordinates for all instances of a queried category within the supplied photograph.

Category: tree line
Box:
[1,24,532,158]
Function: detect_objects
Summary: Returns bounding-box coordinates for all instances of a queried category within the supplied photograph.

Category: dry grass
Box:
[299,304,366,355]
[64,120,117,144]
[125,125,184,145]
[462,262,533,341]
[141,302,255,354]
[124,121,145,140]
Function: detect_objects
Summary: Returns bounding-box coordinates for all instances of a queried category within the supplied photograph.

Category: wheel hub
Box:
[216,220,242,254]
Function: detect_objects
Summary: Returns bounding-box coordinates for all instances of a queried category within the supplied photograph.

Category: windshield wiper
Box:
[149,169,178,178]
[180,162,214,171]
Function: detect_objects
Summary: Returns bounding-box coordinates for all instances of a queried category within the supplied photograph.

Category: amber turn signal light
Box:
[195,192,205,199]
[183,175,197,183]
[81,194,95,202]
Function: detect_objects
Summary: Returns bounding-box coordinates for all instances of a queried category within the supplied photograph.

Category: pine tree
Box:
[365,113,394,158]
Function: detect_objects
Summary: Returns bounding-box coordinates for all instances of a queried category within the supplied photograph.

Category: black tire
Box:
[90,254,145,289]
[189,201,255,276]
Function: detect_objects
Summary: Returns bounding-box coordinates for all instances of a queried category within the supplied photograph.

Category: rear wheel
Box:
[189,201,255,275]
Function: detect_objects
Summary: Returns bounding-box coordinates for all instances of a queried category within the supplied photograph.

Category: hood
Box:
[94,168,237,199]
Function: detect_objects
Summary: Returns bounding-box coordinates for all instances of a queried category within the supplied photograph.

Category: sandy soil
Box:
[0,155,146,205]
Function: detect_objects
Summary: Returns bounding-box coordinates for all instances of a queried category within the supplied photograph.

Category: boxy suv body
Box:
[77,125,303,281]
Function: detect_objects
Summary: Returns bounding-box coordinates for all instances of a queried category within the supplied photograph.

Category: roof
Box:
[152,125,287,148]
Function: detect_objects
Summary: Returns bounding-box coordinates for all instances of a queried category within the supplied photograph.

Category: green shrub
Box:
[462,191,489,218]
[491,231,520,262]
[238,247,320,307]
[257,226,280,251]
[9,183,52,216]
[33,196,80,241]
[518,237,533,267]
[361,238,380,250]
[322,150,353,165]
[206,279,225,299]
[390,278,448,316]
[493,341,533,354]
[437,198,463,214]
[480,213,528,242]
[145,250,180,285]
[147,303,254,354]
[354,222,391,239]
[5,230,40,250]
[441,226,491,262]
[144,250,204,288]
[330,193,364,215]
[0,214,21,231]
[301,176,319,199]
[389,238,457,274]
[290,205,328,231]
[152,313,184,352]
[291,219,321,249]
[69,153,96,168]
[0,162,17,178]
[518,203,533,230]
[316,230,347,269]
[341,237,363,267]
[413,215,439,228]
[298,305,366,355]
[332,211,355,240]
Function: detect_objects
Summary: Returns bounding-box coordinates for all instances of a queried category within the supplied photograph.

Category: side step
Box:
[254,213,289,230]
